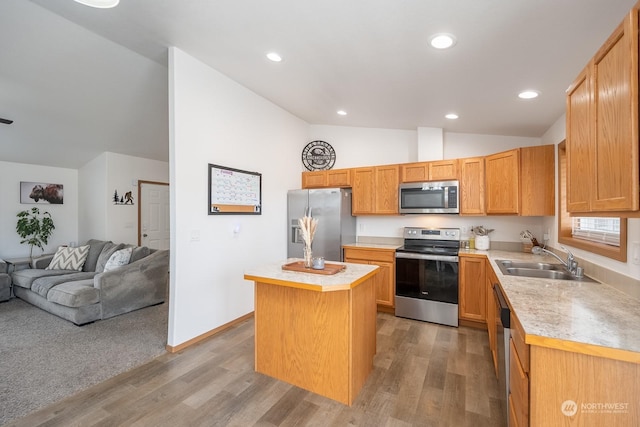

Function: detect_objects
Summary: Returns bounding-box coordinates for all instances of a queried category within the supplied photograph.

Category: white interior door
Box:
[140,182,170,250]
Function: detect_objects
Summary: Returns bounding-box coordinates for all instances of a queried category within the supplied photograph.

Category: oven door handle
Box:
[395,253,459,262]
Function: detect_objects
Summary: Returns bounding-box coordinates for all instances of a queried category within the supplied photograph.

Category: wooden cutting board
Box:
[282,261,346,275]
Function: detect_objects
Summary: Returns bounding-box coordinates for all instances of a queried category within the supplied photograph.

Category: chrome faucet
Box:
[533,246,579,275]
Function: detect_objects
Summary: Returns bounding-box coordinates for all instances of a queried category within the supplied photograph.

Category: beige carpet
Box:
[0,297,168,426]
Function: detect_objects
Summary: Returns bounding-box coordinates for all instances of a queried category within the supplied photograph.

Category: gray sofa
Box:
[0,259,10,302]
[11,239,169,325]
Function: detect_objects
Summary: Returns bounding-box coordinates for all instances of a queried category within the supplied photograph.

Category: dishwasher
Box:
[493,283,511,424]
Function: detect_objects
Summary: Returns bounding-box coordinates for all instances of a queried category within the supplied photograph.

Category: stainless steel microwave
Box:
[398,180,459,214]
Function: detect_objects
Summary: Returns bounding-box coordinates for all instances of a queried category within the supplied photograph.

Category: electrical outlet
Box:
[543,232,550,241]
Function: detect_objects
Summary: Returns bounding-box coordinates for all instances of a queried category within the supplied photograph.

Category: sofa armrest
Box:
[0,259,7,274]
[94,249,169,319]
[32,254,55,269]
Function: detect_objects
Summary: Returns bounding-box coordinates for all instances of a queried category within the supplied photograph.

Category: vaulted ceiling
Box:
[1,0,637,168]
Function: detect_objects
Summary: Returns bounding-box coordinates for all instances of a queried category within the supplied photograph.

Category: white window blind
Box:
[572,217,620,246]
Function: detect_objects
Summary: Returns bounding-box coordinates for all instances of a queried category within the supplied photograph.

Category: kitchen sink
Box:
[495,259,597,282]
[497,260,565,271]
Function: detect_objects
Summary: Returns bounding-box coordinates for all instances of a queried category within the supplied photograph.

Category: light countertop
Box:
[244,258,379,292]
[343,243,401,250]
[465,249,640,362]
[355,244,640,360]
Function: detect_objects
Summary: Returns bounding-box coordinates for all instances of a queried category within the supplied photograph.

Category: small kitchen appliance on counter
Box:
[395,227,461,327]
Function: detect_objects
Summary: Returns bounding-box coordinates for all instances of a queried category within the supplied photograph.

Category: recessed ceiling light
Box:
[445,113,459,120]
[266,52,282,62]
[429,33,457,49]
[73,0,120,8]
[518,90,540,99]
[337,110,347,116]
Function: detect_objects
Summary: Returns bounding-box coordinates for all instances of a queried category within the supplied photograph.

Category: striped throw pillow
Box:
[46,245,90,271]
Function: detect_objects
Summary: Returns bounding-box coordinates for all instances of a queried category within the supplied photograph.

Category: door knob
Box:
[143,233,148,237]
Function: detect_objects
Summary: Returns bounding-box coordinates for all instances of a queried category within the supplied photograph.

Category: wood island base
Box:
[247,262,378,406]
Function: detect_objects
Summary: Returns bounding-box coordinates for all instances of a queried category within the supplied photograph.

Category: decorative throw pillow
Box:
[46,245,90,271]
[103,247,133,272]
[95,243,125,273]
[129,246,150,263]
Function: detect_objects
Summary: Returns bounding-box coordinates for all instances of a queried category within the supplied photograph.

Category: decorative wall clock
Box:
[302,140,336,171]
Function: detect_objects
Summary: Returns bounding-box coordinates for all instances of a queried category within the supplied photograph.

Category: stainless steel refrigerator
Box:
[287,188,356,262]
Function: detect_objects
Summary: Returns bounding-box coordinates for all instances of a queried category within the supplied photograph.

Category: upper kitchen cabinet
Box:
[520,145,555,216]
[566,7,639,214]
[460,157,485,215]
[352,165,399,215]
[566,66,593,212]
[485,149,520,214]
[485,145,555,216]
[400,159,459,183]
[301,168,352,189]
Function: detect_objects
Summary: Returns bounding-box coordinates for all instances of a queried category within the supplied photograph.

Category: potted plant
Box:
[16,207,55,258]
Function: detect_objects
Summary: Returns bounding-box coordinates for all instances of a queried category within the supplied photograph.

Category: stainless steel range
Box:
[395,227,460,327]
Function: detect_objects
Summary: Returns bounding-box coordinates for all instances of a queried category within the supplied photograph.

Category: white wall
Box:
[444,133,542,159]
[0,161,78,258]
[105,152,168,244]
[308,125,417,168]
[78,152,169,245]
[168,47,307,347]
[308,125,547,242]
[78,154,108,242]
[541,114,640,280]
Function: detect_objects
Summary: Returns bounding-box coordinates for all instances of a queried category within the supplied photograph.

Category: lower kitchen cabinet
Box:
[343,247,395,311]
[510,310,640,426]
[481,257,640,426]
[510,314,530,427]
[486,263,499,377]
[458,254,487,325]
[529,345,639,426]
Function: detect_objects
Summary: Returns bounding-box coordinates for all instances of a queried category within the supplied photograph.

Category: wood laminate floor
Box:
[7,313,506,427]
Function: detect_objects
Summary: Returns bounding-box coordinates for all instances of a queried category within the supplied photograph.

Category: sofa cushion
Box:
[46,245,90,271]
[31,272,97,298]
[104,247,132,272]
[47,279,99,308]
[0,272,10,302]
[130,246,151,263]
[83,239,111,272]
[11,269,77,290]
[95,243,125,273]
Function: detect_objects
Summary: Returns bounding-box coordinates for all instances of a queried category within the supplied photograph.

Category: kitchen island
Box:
[244,259,379,405]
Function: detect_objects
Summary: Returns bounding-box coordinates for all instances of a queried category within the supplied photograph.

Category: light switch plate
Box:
[632,241,640,265]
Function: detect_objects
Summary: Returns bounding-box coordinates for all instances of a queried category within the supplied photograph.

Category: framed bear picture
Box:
[20,182,64,204]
